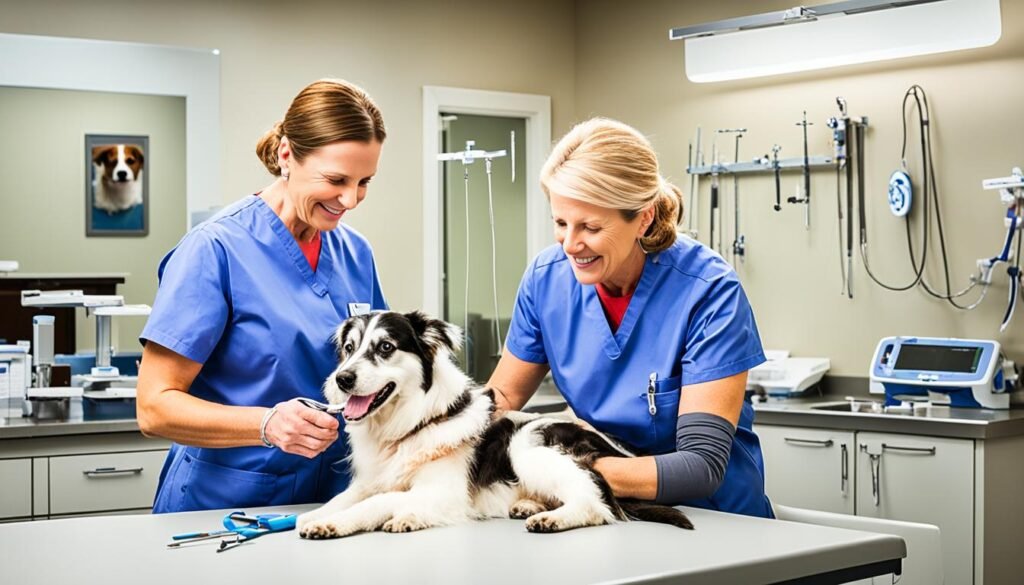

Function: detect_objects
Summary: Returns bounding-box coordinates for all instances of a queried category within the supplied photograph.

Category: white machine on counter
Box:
[869,336,1013,409]
[747,350,831,397]
[20,289,150,419]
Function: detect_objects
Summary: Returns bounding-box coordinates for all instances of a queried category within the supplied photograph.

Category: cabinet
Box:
[757,426,854,515]
[757,423,1002,585]
[0,432,168,521]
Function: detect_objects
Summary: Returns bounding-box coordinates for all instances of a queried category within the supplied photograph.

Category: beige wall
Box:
[0,0,576,315]
[575,0,1024,375]
[0,87,186,352]
[5,0,1023,376]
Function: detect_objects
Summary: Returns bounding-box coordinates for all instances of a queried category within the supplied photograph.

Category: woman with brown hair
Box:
[490,118,773,518]
[137,79,388,513]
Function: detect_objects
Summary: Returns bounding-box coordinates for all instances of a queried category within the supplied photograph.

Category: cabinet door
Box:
[0,458,32,519]
[856,432,973,585]
[47,450,167,515]
[755,425,855,515]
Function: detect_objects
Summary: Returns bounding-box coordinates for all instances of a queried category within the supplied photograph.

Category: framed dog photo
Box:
[85,134,149,237]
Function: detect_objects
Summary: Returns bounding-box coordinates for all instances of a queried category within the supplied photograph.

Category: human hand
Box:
[263,398,340,458]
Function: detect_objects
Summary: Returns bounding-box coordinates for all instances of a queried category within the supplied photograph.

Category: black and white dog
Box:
[296,311,692,538]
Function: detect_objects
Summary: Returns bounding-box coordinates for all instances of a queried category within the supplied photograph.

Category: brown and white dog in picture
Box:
[92,145,144,213]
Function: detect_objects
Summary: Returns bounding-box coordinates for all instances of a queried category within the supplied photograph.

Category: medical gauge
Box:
[869,336,1011,409]
[437,138,512,361]
[887,170,912,217]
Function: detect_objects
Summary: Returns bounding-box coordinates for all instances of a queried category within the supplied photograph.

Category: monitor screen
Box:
[893,344,982,373]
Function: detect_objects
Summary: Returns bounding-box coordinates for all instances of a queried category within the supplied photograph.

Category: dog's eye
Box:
[379,341,394,353]
[343,342,354,353]
[126,157,135,164]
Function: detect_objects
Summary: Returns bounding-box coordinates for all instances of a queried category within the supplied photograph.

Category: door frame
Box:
[421,86,551,316]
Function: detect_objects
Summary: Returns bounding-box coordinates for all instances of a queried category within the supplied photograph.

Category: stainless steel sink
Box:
[810,401,887,414]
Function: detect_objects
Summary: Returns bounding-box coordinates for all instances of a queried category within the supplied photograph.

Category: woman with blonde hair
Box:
[137,79,388,512]
[489,118,772,518]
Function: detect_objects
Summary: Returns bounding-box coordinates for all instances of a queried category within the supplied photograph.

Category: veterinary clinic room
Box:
[2,0,1024,583]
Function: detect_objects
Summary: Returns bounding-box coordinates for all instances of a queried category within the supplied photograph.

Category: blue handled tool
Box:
[167,510,297,552]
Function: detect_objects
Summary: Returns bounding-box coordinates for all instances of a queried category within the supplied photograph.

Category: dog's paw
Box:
[525,510,605,533]
[296,511,320,532]
[382,514,432,533]
[300,519,360,540]
[509,498,547,520]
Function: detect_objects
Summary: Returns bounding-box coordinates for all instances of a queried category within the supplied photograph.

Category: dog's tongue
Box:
[344,392,377,419]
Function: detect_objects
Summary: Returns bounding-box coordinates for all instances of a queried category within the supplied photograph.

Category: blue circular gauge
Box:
[888,170,912,217]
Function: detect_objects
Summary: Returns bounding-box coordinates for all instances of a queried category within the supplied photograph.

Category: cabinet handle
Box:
[881,443,936,455]
[83,467,143,477]
[840,444,849,496]
[784,437,834,447]
[860,444,882,507]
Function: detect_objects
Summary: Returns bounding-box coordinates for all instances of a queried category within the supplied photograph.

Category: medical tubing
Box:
[845,119,854,299]
[836,163,847,293]
[860,86,932,292]
[485,158,502,353]
[463,167,470,346]
[259,405,279,448]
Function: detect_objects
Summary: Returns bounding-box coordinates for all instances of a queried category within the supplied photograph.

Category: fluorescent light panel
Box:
[683,0,1001,83]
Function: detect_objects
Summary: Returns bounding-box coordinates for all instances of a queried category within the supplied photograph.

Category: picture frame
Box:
[85,133,149,237]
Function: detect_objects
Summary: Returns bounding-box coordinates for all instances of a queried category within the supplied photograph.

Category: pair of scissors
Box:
[167,511,297,552]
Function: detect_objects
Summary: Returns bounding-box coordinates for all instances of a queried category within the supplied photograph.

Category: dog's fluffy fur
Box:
[296,311,692,539]
[92,144,144,213]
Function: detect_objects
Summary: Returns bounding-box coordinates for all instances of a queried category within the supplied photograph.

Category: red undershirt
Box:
[297,231,322,272]
[595,283,633,332]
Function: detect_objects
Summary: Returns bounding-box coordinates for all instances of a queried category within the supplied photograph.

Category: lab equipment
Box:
[437,139,510,359]
[786,111,813,229]
[869,336,1009,409]
[685,126,703,238]
[0,344,31,417]
[979,167,1023,331]
[747,352,831,397]
[167,510,297,552]
[770,144,782,212]
[887,170,912,217]
[20,290,150,419]
[716,128,746,262]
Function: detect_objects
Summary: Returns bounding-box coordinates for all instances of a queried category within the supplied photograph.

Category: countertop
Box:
[0,398,138,439]
[752,396,1024,440]
[0,504,904,585]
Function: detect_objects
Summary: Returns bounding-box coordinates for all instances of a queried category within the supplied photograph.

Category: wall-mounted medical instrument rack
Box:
[686,155,834,177]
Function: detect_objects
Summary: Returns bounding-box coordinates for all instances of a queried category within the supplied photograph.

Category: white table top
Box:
[0,504,904,585]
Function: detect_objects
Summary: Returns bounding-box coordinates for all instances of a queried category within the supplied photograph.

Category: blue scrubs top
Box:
[507,238,772,518]
[141,195,387,513]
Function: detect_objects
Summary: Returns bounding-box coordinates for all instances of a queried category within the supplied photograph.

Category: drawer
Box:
[0,459,32,519]
[48,450,167,515]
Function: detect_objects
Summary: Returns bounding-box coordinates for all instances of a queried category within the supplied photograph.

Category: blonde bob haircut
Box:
[540,118,684,254]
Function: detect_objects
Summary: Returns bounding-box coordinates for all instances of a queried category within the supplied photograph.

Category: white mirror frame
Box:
[422,86,551,317]
[0,33,220,225]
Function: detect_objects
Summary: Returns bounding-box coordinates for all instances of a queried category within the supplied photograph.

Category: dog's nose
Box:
[117,170,128,180]
[336,370,357,390]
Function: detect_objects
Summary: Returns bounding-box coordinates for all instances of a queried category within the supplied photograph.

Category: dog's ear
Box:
[92,146,111,165]
[127,145,144,167]
[404,311,463,354]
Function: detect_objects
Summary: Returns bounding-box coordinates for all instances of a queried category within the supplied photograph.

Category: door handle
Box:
[83,467,144,477]
[860,444,881,507]
[840,443,849,496]
[784,437,834,447]
[881,443,936,455]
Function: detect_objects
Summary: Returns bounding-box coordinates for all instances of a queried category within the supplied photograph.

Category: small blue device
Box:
[887,171,913,217]
[869,336,1007,409]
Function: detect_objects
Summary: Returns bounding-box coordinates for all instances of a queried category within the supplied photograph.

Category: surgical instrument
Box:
[771,145,782,212]
[827,98,851,297]
[717,128,747,263]
[787,111,813,229]
[297,396,344,415]
[686,126,703,238]
[167,511,297,552]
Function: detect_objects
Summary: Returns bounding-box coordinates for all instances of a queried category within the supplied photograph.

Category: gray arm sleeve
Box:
[653,412,736,504]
